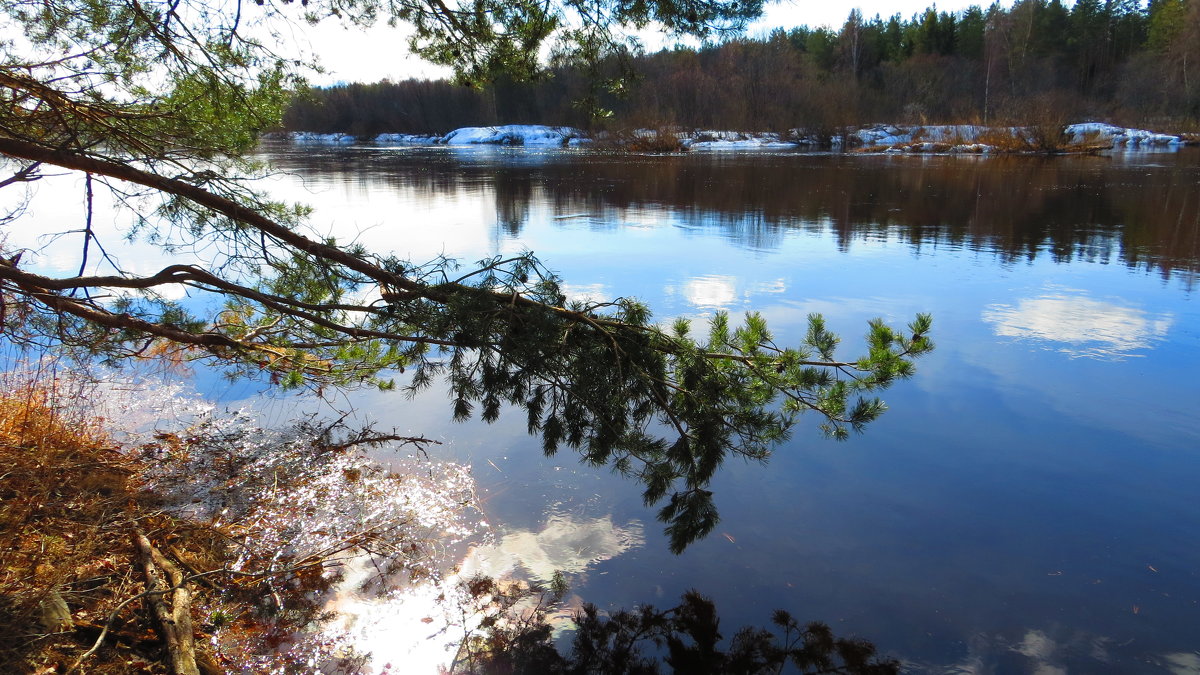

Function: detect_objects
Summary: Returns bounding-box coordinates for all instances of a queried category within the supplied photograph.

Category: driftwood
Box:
[133,531,200,675]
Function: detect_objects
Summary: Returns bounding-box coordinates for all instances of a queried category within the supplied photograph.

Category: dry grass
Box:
[0,374,249,674]
[975,127,1039,152]
[626,127,687,153]
[0,380,154,673]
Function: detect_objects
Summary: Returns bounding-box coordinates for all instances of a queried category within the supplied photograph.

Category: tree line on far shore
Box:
[283,0,1200,138]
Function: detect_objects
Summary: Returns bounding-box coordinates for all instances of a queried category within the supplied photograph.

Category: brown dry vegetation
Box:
[0,380,344,674]
[625,127,687,153]
[0,381,159,673]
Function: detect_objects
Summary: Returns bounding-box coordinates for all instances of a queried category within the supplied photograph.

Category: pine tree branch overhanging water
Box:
[0,0,933,553]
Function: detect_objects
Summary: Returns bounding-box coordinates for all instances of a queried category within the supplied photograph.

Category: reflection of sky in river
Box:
[982,288,1174,359]
[327,513,643,672]
[7,146,1200,672]
[460,513,644,583]
[331,148,1197,673]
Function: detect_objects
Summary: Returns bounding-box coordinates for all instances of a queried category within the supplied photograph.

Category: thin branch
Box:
[0,161,43,188]
[701,350,860,369]
[0,135,645,333]
[65,586,176,674]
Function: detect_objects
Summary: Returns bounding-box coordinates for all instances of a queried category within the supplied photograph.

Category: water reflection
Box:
[459,512,644,583]
[245,144,1200,672]
[678,274,739,309]
[262,144,1200,286]
[326,512,643,673]
[559,282,610,304]
[929,626,1200,674]
[1164,652,1200,675]
[982,289,1174,359]
[492,168,533,236]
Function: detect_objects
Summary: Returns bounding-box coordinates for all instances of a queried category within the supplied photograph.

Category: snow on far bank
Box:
[679,130,799,150]
[373,132,441,144]
[441,124,588,146]
[272,121,1192,153]
[1064,122,1182,147]
[853,124,998,147]
[271,125,588,147]
[854,122,1187,153]
[284,131,359,144]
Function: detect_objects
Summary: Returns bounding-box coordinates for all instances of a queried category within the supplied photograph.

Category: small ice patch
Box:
[373,133,440,145]
[288,132,358,144]
[1065,122,1181,147]
[683,130,797,150]
[441,124,586,146]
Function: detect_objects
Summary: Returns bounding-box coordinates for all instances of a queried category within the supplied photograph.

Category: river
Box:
[250,143,1200,672]
[19,141,1195,672]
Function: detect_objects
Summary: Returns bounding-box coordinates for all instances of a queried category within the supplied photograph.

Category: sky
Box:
[302,0,995,85]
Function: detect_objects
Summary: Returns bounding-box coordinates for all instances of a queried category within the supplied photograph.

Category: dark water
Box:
[262,144,1200,672]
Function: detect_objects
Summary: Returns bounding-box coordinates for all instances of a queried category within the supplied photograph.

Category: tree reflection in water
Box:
[452,582,900,674]
[268,146,1199,287]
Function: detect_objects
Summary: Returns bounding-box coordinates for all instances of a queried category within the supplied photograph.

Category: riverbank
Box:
[0,372,482,673]
[267,121,1198,154]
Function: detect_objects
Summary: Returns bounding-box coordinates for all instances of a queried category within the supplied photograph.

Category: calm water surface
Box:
[260,144,1199,673]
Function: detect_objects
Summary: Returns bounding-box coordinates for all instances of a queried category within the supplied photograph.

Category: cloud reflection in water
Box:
[681,274,739,309]
[461,513,644,583]
[981,290,1173,359]
[327,513,643,673]
[559,282,610,305]
[930,626,1200,674]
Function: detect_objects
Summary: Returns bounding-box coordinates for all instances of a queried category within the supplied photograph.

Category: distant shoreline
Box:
[264,122,1199,155]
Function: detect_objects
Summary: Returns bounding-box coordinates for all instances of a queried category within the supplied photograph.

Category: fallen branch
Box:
[66,555,333,674]
[133,531,200,675]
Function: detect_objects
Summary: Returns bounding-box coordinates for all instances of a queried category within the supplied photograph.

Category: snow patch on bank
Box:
[373,132,441,144]
[680,130,797,150]
[854,122,1186,153]
[441,124,587,146]
[1064,122,1182,147]
[285,131,359,144]
[275,121,1191,154]
[853,124,1001,147]
[275,125,588,147]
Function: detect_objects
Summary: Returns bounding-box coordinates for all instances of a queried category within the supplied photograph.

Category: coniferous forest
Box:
[283,0,1200,137]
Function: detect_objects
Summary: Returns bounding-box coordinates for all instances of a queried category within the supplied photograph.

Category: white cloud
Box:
[982,291,1173,359]
[295,1,1008,85]
[749,0,1003,32]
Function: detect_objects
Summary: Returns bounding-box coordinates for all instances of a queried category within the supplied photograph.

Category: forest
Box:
[282,0,1200,137]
